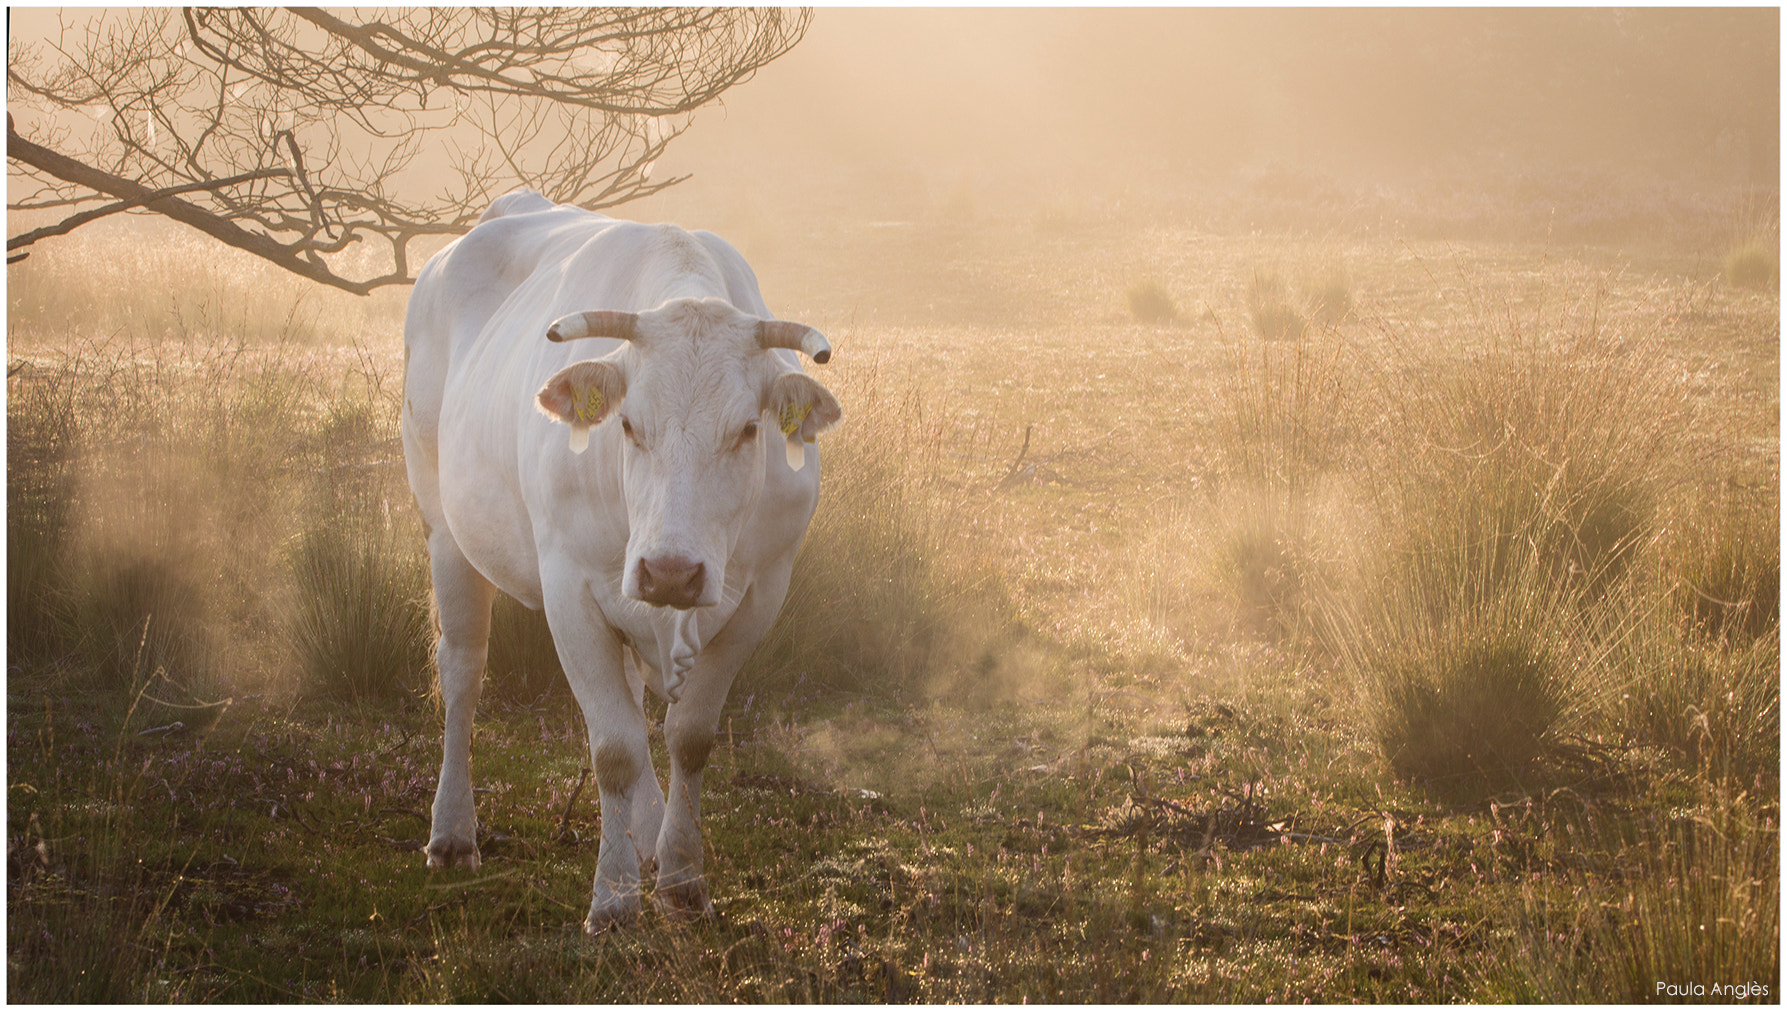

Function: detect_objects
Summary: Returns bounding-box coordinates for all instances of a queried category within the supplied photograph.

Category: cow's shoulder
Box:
[688,230,769,314]
[478,188,559,222]
[435,204,615,297]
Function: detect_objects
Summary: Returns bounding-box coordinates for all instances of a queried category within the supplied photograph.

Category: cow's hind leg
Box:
[426,533,497,870]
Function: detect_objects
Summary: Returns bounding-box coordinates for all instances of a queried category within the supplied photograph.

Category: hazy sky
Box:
[9,8,1778,233]
[650,8,1778,223]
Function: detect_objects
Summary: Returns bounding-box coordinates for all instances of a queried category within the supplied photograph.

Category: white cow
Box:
[401,190,840,930]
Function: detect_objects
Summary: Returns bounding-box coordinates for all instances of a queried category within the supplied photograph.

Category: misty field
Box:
[7,206,1779,1001]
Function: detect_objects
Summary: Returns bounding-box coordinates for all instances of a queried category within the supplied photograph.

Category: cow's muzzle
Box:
[634,555,706,609]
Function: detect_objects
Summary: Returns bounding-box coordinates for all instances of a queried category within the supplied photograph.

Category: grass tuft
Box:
[1339,285,1685,791]
[1201,335,1352,645]
[1664,489,1780,645]
[1126,279,1181,324]
[69,542,215,691]
[1371,312,1677,605]
[7,366,80,666]
[1723,238,1778,291]
[1305,263,1354,324]
[1486,786,1779,1001]
[1353,558,1577,791]
[285,517,431,703]
[1247,268,1308,341]
[1206,489,1323,644]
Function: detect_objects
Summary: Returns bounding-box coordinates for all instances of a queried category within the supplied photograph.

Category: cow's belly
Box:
[438,458,546,608]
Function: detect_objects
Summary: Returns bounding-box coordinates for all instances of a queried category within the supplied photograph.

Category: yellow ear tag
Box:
[574,385,605,425]
[779,401,812,471]
[777,400,811,437]
[568,385,603,455]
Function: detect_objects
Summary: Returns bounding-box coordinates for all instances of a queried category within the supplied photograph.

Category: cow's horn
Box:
[757,320,832,364]
[547,310,638,343]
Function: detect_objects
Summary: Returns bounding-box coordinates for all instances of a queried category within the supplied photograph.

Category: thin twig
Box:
[555,766,591,843]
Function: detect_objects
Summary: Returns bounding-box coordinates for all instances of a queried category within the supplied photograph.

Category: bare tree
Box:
[7,8,810,294]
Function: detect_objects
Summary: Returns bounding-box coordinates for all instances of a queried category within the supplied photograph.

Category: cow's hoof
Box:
[654,878,714,921]
[585,903,640,935]
[425,834,481,870]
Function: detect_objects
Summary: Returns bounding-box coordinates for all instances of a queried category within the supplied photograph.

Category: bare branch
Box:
[8,7,811,292]
[8,115,389,294]
[7,164,291,252]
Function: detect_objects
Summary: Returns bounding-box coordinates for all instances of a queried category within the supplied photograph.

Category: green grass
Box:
[1481,784,1780,1002]
[7,216,1777,1002]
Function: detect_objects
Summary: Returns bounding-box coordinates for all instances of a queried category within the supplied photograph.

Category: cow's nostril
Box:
[636,556,704,607]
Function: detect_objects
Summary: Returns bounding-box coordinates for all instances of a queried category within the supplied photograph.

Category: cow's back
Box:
[404,202,610,449]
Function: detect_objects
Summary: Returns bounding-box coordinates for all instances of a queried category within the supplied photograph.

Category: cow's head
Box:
[534,297,840,610]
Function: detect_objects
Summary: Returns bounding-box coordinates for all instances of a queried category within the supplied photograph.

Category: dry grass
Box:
[1246,267,1308,341]
[741,357,1021,703]
[6,208,1777,1002]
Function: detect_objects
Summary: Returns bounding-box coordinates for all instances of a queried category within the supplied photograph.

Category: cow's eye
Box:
[620,416,640,446]
[738,420,760,447]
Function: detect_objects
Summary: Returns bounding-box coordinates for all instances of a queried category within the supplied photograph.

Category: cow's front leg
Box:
[546,582,654,931]
[426,536,497,870]
[622,647,667,872]
[655,602,766,918]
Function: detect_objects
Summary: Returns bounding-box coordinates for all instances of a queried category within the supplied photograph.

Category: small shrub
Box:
[286,519,431,702]
[1246,268,1307,340]
[1127,279,1181,324]
[1723,239,1778,291]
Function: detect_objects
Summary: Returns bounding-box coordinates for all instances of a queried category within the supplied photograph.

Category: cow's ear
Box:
[767,372,841,471]
[537,360,625,454]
